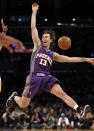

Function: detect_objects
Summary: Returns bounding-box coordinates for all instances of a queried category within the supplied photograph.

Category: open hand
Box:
[1,19,8,33]
[32,3,39,12]
[87,58,94,65]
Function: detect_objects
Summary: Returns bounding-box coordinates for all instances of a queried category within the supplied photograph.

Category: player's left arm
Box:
[53,52,94,65]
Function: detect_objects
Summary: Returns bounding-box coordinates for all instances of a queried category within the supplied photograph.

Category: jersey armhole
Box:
[33,44,42,53]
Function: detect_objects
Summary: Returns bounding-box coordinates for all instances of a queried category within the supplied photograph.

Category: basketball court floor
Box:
[0,129,93,131]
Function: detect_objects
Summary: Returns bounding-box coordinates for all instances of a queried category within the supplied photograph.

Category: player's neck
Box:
[45,46,50,51]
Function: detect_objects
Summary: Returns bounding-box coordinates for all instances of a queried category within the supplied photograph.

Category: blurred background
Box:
[0,0,94,112]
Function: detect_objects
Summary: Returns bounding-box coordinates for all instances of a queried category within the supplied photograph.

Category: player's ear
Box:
[50,39,53,43]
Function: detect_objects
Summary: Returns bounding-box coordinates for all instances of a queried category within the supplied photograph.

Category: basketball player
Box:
[6,3,94,119]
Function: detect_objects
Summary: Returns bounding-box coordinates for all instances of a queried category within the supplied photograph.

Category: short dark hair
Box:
[43,29,56,49]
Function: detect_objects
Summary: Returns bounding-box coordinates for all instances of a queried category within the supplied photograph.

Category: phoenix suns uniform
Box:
[22,44,59,98]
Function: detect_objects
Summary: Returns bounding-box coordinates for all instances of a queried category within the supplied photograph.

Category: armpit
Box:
[53,52,57,60]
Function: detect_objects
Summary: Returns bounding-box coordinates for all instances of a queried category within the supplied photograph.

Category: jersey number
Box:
[39,59,47,66]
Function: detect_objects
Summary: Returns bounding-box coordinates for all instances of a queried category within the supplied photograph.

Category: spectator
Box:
[80,112,93,129]
[44,108,56,129]
[2,107,15,128]
[30,108,43,129]
[72,112,81,129]
[57,113,70,129]
[11,107,29,129]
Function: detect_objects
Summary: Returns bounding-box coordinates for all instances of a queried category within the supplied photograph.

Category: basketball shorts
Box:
[22,73,59,98]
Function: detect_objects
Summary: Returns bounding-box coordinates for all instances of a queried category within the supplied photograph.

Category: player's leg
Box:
[50,83,91,118]
[14,95,31,108]
[6,75,41,109]
[6,92,31,109]
[6,75,31,109]
[50,83,78,109]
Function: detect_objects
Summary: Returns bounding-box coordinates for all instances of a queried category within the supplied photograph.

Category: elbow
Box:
[16,40,25,49]
[31,25,36,29]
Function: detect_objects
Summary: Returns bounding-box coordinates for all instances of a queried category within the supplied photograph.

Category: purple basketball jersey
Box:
[30,45,53,75]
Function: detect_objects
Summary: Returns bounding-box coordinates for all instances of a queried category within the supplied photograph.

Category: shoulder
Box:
[53,51,60,59]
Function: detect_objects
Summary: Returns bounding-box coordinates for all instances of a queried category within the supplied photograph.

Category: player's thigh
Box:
[51,83,66,97]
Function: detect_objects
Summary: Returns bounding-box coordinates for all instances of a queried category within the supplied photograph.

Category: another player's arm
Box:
[0,19,25,52]
[31,3,41,51]
[1,35,25,49]
[0,19,7,51]
[53,52,94,65]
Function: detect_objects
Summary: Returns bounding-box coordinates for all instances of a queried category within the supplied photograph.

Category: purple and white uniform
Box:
[22,44,59,98]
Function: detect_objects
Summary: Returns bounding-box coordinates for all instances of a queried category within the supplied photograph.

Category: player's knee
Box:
[19,103,28,109]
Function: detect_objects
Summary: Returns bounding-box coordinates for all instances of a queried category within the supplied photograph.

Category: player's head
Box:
[42,29,56,49]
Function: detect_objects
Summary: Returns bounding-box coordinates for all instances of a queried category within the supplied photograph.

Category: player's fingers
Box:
[1,20,5,27]
[1,19,3,24]
[91,62,94,65]
[5,25,8,30]
[32,3,39,8]
[6,25,8,29]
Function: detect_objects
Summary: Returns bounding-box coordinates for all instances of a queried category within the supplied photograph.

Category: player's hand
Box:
[1,19,8,34]
[87,58,94,65]
[32,3,39,12]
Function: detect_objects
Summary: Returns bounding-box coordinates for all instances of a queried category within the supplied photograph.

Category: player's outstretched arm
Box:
[53,52,94,65]
[31,3,41,50]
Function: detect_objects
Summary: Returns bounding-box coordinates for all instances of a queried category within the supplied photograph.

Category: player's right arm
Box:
[53,52,94,65]
[31,3,41,51]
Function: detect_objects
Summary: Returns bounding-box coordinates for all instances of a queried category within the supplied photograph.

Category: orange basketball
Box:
[58,36,71,50]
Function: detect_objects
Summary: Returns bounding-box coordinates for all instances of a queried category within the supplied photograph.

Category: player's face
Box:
[42,33,53,48]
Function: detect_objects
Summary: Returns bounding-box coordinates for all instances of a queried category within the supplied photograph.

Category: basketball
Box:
[58,36,71,50]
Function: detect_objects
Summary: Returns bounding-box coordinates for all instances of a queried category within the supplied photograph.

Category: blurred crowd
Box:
[0,101,94,130]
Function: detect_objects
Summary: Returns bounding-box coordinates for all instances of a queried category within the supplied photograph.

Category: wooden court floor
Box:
[0,129,93,131]
[17,129,93,131]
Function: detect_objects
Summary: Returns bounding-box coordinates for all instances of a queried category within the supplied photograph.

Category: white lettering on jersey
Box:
[39,59,47,66]
[36,53,52,65]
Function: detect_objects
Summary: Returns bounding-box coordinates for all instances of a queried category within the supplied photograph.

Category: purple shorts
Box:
[22,73,59,98]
